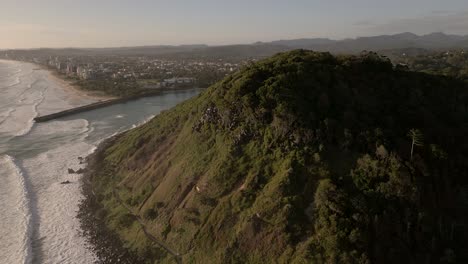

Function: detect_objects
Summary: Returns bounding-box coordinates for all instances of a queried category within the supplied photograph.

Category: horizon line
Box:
[1,31,467,51]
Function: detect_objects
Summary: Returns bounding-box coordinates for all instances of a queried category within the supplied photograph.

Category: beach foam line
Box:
[0,155,33,264]
[15,88,46,137]
[0,108,16,126]
[20,140,98,263]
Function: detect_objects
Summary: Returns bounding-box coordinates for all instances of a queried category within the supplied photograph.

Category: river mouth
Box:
[0,60,201,263]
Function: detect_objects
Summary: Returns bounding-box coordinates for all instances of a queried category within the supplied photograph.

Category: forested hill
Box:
[87,50,468,263]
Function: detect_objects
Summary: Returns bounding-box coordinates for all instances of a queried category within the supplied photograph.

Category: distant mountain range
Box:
[4,32,468,59]
[154,32,468,59]
[262,32,468,53]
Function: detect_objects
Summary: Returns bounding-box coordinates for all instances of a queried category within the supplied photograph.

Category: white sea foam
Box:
[127,115,155,130]
[0,60,200,264]
[0,107,15,125]
[136,114,155,127]
[0,155,32,264]
[0,76,21,89]
[21,139,97,264]
[0,60,98,264]
[30,119,91,143]
[0,88,45,137]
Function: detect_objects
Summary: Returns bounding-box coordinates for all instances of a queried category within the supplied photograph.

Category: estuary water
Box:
[0,60,201,264]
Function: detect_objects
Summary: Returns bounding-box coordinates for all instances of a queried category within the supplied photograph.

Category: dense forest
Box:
[82,50,468,263]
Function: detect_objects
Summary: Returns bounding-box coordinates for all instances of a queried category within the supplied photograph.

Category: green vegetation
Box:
[76,79,145,97]
[88,50,468,263]
[393,50,468,81]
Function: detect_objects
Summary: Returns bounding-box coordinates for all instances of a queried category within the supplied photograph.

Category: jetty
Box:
[34,98,125,122]
[33,88,194,123]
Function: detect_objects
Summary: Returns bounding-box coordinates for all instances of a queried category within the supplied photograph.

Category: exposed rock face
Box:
[192,105,220,132]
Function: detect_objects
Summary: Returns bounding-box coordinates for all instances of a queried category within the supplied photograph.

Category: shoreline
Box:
[0,60,104,263]
[2,58,200,262]
[78,135,146,264]
[76,103,186,263]
[0,59,115,102]
[35,64,117,102]
[1,58,204,110]
[77,115,181,263]
[45,68,117,101]
[1,58,197,263]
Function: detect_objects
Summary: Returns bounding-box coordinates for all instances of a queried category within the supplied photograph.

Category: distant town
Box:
[2,33,468,97]
[1,50,254,97]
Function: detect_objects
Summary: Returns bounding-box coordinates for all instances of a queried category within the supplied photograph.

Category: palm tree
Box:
[407,129,424,160]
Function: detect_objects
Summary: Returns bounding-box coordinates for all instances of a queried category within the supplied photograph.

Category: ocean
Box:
[0,60,201,264]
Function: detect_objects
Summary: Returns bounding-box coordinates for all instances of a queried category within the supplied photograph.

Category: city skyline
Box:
[1,0,468,49]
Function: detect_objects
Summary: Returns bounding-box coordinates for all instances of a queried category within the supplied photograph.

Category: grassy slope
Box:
[90,50,468,263]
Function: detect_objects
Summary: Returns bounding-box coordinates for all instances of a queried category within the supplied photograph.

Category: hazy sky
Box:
[1,0,468,49]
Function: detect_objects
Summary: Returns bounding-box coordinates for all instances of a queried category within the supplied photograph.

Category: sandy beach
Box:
[36,65,116,101]
[0,58,116,104]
